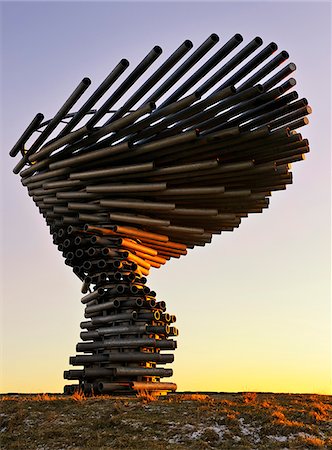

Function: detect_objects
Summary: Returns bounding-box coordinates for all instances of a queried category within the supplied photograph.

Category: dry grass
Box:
[1,392,331,449]
[135,389,159,403]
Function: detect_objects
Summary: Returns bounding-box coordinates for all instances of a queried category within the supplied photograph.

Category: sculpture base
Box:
[63,270,178,396]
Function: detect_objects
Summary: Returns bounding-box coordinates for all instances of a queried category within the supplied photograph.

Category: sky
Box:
[0,1,331,394]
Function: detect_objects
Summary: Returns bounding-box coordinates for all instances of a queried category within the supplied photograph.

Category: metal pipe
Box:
[262,63,296,90]
[91,311,137,324]
[85,46,163,128]
[144,34,220,104]
[216,42,278,91]
[58,59,130,136]
[70,161,154,180]
[14,78,91,172]
[159,34,243,107]
[9,113,44,157]
[196,37,263,96]
[238,50,289,91]
[105,40,193,124]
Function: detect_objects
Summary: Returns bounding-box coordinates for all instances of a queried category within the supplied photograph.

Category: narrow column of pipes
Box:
[52,224,178,395]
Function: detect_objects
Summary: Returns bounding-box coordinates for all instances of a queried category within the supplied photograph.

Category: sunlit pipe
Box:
[113,225,169,243]
[134,251,167,264]
[131,381,177,391]
[9,113,44,157]
[116,238,157,256]
[58,59,130,137]
[144,34,219,104]
[159,34,243,108]
[86,46,162,128]
[138,237,187,252]
[104,40,193,124]
[126,251,151,270]
[14,78,91,171]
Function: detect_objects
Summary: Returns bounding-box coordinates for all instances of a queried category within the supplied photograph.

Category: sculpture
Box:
[9,34,311,395]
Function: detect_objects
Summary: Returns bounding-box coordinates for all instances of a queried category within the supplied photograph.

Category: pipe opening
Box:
[120,58,129,68]
[154,46,163,55]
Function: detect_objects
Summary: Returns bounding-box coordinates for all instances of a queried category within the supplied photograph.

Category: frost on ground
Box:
[1,392,331,449]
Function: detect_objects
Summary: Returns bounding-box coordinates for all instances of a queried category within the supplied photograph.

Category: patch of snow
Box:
[233,436,241,442]
[238,417,261,444]
[267,435,288,442]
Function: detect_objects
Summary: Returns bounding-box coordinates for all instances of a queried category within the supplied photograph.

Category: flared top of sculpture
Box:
[10,33,311,277]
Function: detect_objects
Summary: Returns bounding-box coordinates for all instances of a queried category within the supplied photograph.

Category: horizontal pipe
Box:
[100,199,175,211]
[70,161,154,180]
[85,299,120,314]
[109,213,170,228]
[91,311,137,324]
[131,381,177,391]
[86,182,167,194]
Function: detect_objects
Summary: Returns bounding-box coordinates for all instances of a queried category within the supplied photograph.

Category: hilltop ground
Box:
[1,392,331,449]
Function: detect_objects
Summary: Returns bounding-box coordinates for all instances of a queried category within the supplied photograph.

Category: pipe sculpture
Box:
[9,34,311,395]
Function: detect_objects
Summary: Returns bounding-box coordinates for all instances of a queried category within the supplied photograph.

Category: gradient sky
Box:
[0,1,331,394]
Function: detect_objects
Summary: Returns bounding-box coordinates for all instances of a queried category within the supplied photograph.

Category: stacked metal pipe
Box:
[9,33,311,395]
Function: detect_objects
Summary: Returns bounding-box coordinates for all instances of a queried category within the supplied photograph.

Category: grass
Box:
[1,392,331,449]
